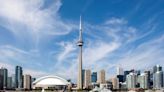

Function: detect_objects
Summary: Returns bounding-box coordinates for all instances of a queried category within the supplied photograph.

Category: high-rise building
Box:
[153,71,163,89]
[91,72,97,83]
[7,77,12,89]
[123,70,130,82]
[149,70,154,87]
[117,75,124,83]
[84,70,91,88]
[23,74,32,90]
[77,16,83,89]
[153,65,163,89]
[11,74,15,88]
[126,73,137,89]
[117,66,123,75]
[144,71,151,88]
[0,74,3,90]
[135,70,141,76]
[153,65,162,73]
[0,67,8,89]
[138,73,148,89]
[15,66,23,88]
[111,77,119,89]
[82,69,85,87]
[98,69,105,84]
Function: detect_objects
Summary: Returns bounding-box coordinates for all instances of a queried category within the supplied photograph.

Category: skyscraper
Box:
[144,71,151,88]
[123,70,130,82]
[82,69,85,87]
[84,69,91,88]
[111,77,119,89]
[11,74,15,88]
[126,73,137,89]
[91,72,97,83]
[117,66,123,75]
[138,73,148,89]
[0,67,8,89]
[23,74,32,90]
[153,65,162,73]
[153,65,163,89]
[0,73,3,90]
[117,75,124,83]
[7,77,12,89]
[98,69,105,84]
[15,66,23,88]
[77,16,83,89]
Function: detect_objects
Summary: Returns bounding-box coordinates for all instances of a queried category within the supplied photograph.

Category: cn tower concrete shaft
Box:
[77,16,83,89]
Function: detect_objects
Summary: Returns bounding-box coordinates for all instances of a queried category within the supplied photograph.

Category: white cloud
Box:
[24,69,48,78]
[85,18,138,44]
[0,45,29,63]
[83,42,120,67]
[105,18,127,25]
[57,42,76,62]
[117,35,164,70]
[55,60,78,81]
[0,45,44,72]
[0,0,77,47]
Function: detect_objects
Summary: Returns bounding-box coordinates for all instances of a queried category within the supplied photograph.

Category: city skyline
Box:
[0,0,164,83]
[0,64,164,90]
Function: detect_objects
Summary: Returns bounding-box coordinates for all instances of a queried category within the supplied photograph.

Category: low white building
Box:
[32,75,70,90]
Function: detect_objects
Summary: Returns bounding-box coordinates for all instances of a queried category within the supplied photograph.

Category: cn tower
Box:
[77,16,83,89]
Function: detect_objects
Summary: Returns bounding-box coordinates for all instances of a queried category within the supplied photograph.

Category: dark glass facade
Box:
[15,66,23,88]
[0,68,8,89]
[91,72,97,83]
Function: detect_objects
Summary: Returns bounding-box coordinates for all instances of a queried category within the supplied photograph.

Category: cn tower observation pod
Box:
[32,75,70,90]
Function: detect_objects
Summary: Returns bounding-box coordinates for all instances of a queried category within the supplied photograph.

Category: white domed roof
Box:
[33,75,69,86]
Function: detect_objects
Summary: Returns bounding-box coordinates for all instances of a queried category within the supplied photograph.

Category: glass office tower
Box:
[15,66,23,88]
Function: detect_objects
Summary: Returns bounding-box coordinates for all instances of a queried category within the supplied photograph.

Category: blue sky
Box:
[0,0,164,82]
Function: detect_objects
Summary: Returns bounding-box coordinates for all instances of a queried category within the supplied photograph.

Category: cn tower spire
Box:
[77,16,83,89]
[80,16,82,30]
[79,16,83,44]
